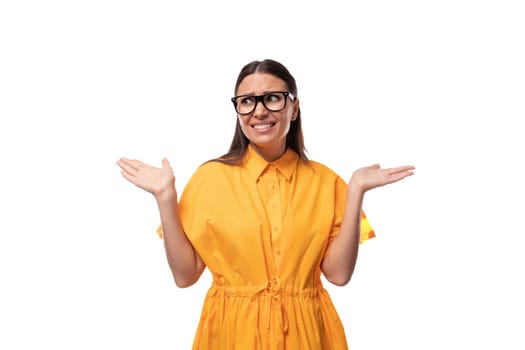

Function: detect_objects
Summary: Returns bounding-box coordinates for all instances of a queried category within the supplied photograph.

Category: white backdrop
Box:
[1,1,524,349]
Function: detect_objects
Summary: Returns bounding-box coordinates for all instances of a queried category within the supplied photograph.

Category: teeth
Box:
[253,123,272,130]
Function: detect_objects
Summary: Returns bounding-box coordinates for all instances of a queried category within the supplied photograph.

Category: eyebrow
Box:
[236,90,287,97]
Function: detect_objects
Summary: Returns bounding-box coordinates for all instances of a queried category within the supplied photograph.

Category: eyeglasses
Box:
[231,91,295,115]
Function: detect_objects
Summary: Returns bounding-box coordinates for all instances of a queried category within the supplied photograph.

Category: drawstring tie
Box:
[209,281,321,334]
[258,277,289,332]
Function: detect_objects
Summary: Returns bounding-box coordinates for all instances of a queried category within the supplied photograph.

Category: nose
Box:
[252,98,269,119]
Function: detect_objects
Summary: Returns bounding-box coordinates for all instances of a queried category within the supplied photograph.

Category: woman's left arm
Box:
[321,164,415,286]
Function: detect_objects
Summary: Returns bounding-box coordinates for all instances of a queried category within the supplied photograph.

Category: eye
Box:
[239,96,254,106]
[264,93,284,103]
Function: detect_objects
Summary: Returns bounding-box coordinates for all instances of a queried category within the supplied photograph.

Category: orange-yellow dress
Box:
[159,145,375,349]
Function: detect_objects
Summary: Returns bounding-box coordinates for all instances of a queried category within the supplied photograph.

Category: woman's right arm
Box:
[117,157,205,288]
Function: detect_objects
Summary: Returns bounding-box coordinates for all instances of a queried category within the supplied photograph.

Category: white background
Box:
[1,1,524,349]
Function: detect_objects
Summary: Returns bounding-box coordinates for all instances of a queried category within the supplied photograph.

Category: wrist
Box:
[347,179,365,197]
[154,186,177,203]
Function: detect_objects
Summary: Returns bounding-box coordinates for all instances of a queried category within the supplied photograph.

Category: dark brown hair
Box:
[214,59,308,165]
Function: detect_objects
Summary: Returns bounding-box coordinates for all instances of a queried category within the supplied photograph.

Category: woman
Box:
[117,59,415,349]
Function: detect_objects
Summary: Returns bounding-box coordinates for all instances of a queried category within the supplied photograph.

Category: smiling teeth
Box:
[254,123,272,130]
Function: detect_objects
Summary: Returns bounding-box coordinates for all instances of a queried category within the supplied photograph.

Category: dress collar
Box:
[242,144,299,182]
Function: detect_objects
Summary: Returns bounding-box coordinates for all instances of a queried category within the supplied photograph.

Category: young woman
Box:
[117,59,415,349]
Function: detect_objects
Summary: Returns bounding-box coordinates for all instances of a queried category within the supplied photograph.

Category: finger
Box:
[117,160,139,175]
[117,158,141,171]
[131,159,151,168]
[388,165,416,174]
[120,170,136,183]
[368,164,380,170]
[385,171,414,184]
[162,158,171,168]
[120,157,153,170]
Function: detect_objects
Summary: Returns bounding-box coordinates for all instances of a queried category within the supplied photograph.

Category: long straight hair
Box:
[214,59,308,165]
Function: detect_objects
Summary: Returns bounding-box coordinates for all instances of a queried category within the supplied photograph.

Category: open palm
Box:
[116,157,175,198]
[351,164,415,192]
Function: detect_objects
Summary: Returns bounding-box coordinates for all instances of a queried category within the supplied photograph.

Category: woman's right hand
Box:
[116,157,176,200]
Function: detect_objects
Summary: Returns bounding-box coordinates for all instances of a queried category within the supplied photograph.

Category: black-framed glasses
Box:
[231,91,295,115]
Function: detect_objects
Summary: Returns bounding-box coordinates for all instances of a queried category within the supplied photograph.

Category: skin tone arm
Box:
[116,158,205,288]
[321,164,415,286]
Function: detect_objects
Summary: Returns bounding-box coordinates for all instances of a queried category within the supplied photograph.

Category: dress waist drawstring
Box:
[208,281,322,333]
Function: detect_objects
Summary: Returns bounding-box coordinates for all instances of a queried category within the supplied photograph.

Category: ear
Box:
[291,98,299,121]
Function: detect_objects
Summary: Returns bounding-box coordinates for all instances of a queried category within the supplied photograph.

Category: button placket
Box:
[267,167,283,260]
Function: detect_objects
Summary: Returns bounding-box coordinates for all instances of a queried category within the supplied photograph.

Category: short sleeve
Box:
[359,210,375,244]
[155,163,209,240]
[331,176,376,245]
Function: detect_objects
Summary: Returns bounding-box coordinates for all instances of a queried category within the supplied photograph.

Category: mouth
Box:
[251,122,276,131]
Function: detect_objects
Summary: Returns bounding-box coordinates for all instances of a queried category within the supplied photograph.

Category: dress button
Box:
[267,277,280,294]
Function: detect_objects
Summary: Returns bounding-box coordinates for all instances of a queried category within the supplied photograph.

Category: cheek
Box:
[280,116,293,134]
[238,117,250,135]
[282,123,291,136]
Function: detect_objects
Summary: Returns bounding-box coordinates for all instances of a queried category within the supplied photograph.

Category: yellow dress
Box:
[159,146,374,349]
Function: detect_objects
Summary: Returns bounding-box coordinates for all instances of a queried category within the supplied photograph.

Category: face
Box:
[235,72,299,161]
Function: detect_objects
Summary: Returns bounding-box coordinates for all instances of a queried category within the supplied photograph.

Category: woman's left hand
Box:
[349,164,415,193]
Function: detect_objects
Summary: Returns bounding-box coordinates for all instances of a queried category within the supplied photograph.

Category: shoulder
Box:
[186,160,238,186]
[300,159,342,181]
[194,159,230,174]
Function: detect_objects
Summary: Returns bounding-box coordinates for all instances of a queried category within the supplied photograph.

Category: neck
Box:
[250,143,286,162]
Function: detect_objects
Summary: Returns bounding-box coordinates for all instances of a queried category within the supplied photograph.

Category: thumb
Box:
[162,158,171,168]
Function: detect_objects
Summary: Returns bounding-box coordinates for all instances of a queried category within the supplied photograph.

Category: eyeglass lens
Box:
[234,92,288,114]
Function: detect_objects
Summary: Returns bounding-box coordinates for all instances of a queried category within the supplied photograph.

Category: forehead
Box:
[237,72,288,95]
